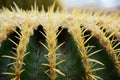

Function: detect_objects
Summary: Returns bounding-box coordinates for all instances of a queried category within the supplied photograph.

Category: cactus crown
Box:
[0,3,120,80]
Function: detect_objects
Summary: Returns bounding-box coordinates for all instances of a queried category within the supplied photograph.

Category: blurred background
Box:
[0,0,120,13]
[0,0,120,12]
[60,0,120,12]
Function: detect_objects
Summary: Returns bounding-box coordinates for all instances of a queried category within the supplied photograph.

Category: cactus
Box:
[0,2,120,80]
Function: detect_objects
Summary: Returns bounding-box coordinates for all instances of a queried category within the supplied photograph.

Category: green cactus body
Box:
[0,2,120,80]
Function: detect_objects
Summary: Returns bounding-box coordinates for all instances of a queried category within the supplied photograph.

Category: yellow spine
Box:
[66,10,104,80]
[41,6,65,80]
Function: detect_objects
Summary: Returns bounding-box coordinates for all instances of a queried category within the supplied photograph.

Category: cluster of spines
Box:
[0,4,120,80]
[91,22,120,72]
[81,10,120,72]
[65,10,104,80]
[40,6,65,80]
[1,4,35,80]
[0,7,17,46]
[2,15,34,80]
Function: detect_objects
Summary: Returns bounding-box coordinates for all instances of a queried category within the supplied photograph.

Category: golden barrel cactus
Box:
[0,1,120,80]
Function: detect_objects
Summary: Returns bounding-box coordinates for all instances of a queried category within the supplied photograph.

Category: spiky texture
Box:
[0,4,120,80]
